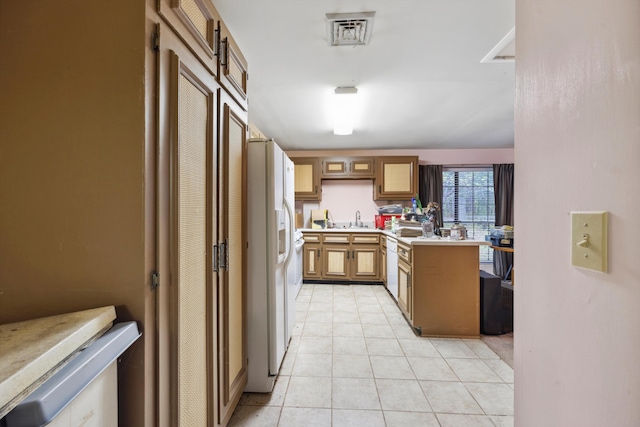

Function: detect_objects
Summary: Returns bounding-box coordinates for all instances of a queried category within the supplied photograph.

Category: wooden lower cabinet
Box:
[303,244,323,279]
[378,237,482,339]
[352,245,380,280]
[302,232,380,282]
[302,233,323,279]
[323,244,350,279]
[403,245,481,338]
[397,259,412,320]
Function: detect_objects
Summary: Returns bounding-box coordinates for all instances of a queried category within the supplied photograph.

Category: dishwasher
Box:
[386,237,398,301]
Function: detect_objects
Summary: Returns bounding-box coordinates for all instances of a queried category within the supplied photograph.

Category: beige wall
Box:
[0,1,152,426]
[515,1,640,426]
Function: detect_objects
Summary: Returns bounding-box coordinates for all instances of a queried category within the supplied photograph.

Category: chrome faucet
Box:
[355,210,361,228]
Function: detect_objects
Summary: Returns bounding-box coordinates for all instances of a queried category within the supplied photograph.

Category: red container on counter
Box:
[374,214,402,229]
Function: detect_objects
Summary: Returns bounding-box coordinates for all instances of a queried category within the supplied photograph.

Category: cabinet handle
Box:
[213,244,219,272]
[378,185,382,193]
[317,249,320,258]
[214,24,221,57]
[408,273,411,288]
[219,240,228,271]
[352,250,355,258]
[315,185,318,194]
[220,37,228,68]
[347,251,350,260]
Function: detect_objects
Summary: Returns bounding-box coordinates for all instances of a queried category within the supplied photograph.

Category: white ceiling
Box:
[213,0,515,151]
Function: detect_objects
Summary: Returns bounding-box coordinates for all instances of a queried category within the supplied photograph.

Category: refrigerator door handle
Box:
[282,197,295,268]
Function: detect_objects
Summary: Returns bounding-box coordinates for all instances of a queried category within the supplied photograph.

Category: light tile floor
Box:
[229,284,514,427]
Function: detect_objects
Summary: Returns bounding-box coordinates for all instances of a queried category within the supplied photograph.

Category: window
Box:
[442,168,495,262]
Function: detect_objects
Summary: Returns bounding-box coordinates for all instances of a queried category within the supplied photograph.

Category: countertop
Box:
[0,306,116,418]
[298,228,490,246]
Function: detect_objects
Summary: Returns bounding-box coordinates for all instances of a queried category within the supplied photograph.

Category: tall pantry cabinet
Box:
[0,0,248,426]
[157,0,248,426]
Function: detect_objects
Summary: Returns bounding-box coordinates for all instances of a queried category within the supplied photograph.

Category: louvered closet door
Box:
[217,94,247,426]
[169,51,217,427]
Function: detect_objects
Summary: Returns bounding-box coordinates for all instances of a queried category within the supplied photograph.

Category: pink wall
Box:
[287,148,514,165]
[515,1,640,426]
[318,180,379,225]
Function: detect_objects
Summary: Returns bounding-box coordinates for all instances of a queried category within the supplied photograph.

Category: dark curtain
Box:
[418,165,443,227]
[493,164,514,280]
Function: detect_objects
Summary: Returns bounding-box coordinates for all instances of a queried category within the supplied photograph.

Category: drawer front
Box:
[398,242,412,264]
[322,234,350,244]
[352,234,380,245]
[303,233,322,243]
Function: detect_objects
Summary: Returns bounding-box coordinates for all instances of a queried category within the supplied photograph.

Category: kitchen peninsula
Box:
[301,228,489,338]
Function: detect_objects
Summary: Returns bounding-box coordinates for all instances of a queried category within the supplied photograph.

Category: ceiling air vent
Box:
[326,12,375,47]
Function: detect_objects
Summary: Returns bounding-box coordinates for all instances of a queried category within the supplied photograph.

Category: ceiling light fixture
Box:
[332,87,358,135]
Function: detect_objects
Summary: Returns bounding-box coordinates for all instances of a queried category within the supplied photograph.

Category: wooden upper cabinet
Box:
[291,157,321,201]
[374,156,418,200]
[350,157,375,177]
[157,0,220,76]
[219,19,248,108]
[321,157,375,179]
[322,158,348,177]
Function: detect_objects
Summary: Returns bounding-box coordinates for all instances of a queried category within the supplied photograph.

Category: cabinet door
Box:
[162,49,218,427]
[321,157,349,178]
[303,244,323,279]
[374,157,418,200]
[157,0,220,76]
[217,92,248,425]
[292,158,321,200]
[349,157,375,178]
[321,156,374,178]
[398,260,412,321]
[352,245,380,280]
[219,19,248,110]
[323,244,350,279]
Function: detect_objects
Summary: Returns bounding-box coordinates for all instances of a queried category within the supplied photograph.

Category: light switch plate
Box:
[571,211,608,272]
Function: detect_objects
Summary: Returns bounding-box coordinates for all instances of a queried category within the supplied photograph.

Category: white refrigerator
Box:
[245,138,296,392]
